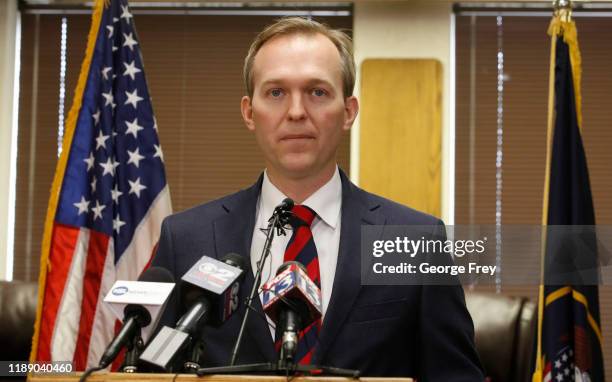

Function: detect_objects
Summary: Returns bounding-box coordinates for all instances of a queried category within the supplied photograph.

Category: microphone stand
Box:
[183,335,206,373]
[207,201,361,379]
[229,205,292,366]
[121,327,144,373]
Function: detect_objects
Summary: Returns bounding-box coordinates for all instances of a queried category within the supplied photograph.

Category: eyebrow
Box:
[259,78,335,89]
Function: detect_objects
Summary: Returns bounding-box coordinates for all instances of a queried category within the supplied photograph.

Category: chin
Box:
[276,157,318,178]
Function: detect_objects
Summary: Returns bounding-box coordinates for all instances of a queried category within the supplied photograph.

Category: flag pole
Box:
[532,1,572,381]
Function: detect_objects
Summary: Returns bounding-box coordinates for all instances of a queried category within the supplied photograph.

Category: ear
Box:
[241,96,256,131]
[342,96,359,132]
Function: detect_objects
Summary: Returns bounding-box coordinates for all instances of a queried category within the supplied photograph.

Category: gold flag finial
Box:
[554,0,573,21]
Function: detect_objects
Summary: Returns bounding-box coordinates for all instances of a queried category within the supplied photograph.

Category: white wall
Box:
[352,0,454,223]
[0,0,19,281]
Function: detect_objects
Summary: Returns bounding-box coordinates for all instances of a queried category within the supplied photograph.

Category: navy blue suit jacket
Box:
[152,170,484,381]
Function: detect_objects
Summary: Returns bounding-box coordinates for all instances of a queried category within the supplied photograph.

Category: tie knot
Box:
[291,205,316,227]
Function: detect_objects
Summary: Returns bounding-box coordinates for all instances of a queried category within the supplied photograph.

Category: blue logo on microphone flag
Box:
[31,0,172,370]
[532,13,604,382]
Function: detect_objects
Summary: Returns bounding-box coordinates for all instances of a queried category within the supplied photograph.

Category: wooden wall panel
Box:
[359,59,442,217]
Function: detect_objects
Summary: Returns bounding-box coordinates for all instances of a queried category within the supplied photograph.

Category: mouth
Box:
[280,134,315,141]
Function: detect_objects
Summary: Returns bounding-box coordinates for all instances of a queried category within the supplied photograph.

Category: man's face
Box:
[241,33,358,180]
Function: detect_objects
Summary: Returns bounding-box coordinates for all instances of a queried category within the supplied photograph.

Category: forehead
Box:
[251,32,343,87]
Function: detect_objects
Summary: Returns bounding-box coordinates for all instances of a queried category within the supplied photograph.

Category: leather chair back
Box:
[465,291,537,382]
[0,281,38,361]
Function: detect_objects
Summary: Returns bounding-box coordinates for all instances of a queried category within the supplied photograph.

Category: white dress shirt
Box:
[250,167,342,337]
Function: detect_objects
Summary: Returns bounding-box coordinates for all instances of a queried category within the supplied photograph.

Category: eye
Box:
[311,88,327,97]
[269,88,283,98]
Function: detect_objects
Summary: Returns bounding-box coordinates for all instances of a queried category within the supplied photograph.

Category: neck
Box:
[266,165,336,204]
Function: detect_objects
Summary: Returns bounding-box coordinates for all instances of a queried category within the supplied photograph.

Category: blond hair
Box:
[243,17,355,99]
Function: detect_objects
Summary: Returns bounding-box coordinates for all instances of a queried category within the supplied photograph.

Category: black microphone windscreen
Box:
[220,252,247,271]
[138,266,175,283]
[281,198,294,211]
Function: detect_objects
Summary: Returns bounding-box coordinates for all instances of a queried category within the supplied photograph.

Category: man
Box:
[152,17,484,380]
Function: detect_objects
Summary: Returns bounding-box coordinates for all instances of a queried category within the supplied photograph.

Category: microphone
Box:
[140,253,246,371]
[178,252,246,331]
[98,266,175,369]
[261,261,322,365]
[274,198,294,215]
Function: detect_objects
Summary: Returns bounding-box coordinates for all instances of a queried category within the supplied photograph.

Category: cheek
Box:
[252,106,282,133]
[311,105,347,136]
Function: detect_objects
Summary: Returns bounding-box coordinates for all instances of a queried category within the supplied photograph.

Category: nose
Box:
[287,93,306,121]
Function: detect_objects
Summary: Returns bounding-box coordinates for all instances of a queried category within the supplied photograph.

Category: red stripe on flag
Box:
[142,242,157,273]
[36,224,82,361]
[73,230,110,370]
[283,227,311,262]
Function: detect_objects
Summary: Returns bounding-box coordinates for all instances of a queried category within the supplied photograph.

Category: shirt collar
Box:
[259,166,342,229]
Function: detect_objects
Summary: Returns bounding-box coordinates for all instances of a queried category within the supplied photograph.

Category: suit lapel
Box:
[212,175,277,362]
[313,171,385,364]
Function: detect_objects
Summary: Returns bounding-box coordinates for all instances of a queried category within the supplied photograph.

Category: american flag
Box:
[31,0,171,370]
[543,346,578,382]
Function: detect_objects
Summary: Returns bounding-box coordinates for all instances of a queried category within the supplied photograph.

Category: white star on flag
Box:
[99,157,116,176]
[112,157,120,172]
[123,32,138,51]
[128,177,147,198]
[111,184,123,204]
[84,152,95,171]
[101,67,112,81]
[101,90,115,108]
[95,130,110,150]
[123,61,142,81]
[106,25,113,38]
[125,118,144,138]
[92,109,101,125]
[120,5,133,23]
[113,214,126,233]
[153,144,164,162]
[91,200,106,220]
[73,196,90,215]
[127,148,145,168]
[125,89,144,109]
[91,177,97,193]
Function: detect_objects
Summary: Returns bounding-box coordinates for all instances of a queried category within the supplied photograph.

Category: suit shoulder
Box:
[162,189,245,229]
[361,190,443,226]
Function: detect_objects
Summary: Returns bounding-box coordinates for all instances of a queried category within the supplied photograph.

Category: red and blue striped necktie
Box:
[281,204,321,364]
